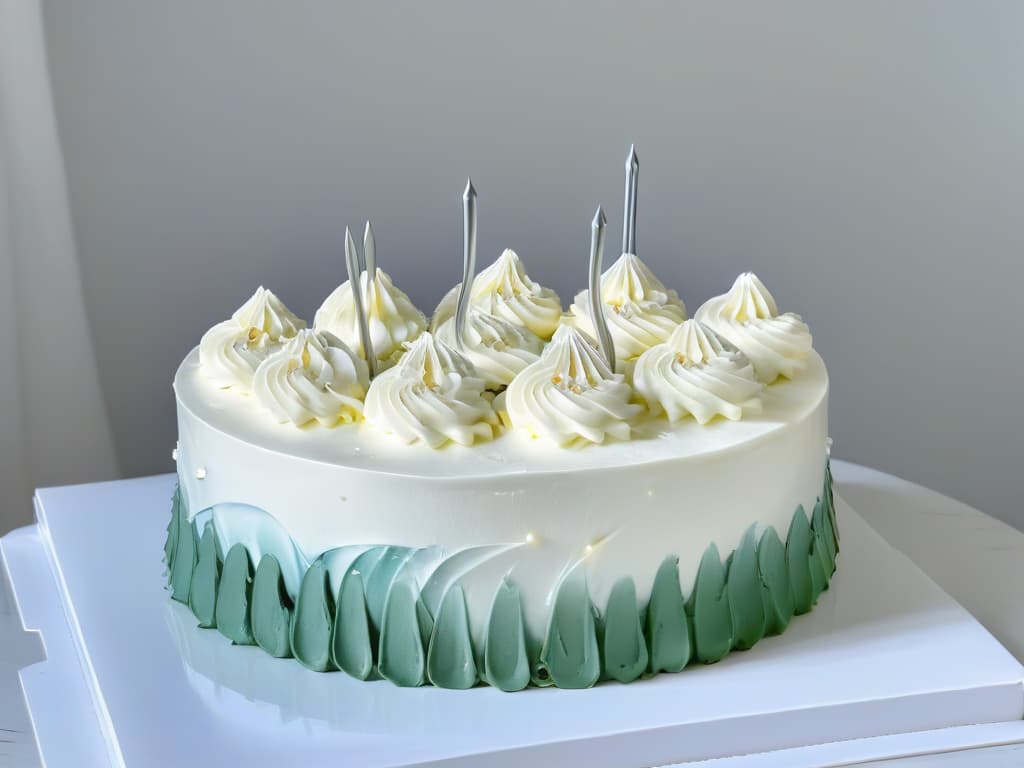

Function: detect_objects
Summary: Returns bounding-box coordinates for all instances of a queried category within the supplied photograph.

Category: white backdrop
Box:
[1,1,1021,533]
[0,0,117,536]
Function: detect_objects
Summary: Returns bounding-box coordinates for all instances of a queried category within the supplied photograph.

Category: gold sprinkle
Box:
[551,374,563,385]
[247,327,260,342]
[570,384,582,394]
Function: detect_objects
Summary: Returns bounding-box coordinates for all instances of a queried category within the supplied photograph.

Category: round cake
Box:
[165,240,836,691]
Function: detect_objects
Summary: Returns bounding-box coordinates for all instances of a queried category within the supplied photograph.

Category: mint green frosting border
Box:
[166,459,838,690]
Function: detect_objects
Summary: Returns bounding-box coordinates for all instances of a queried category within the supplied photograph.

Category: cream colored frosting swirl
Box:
[364,332,498,448]
[633,320,763,424]
[199,286,306,390]
[433,311,544,391]
[430,249,562,340]
[566,253,687,364]
[314,269,426,371]
[253,329,369,428]
[505,325,642,446]
[695,273,812,382]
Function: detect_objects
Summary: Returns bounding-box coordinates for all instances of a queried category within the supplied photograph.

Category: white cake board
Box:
[2,473,1023,768]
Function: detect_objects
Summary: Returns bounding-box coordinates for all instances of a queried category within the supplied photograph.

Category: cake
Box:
[165,157,836,691]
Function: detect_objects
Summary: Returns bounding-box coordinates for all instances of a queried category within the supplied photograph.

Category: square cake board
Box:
[2,472,1023,768]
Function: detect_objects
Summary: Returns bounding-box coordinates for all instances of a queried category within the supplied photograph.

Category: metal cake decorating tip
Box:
[622,144,639,256]
[345,226,377,378]
[455,178,478,351]
[589,206,615,371]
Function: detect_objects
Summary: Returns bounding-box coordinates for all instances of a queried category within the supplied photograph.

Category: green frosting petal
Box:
[189,521,222,628]
[728,526,766,651]
[602,577,648,683]
[291,559,335,672]
[216,544,254,645]
[483,578,531,692]
[758,527,794,636]
[251,555,293,658]
[169,498,197,603]
[164,485,182,582]
[646,556,691,674]
[427,585,478,689]
[332,570,374,680]
[378,580,426,687]
[364,546,415,632]
[344,548,388,630]
[813,499,835,582]
[537,572,600,689]
[787,506,814,615]
[825,460,840,547]
[808,528,828,602]
[688,543,732,664]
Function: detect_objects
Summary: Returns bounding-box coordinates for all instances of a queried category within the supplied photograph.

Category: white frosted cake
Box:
[166,248,835,691]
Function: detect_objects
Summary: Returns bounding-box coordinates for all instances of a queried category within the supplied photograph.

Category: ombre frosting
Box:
[314,269,426,371]
[364,332,497,447]
[431,249,562,340]
[633,320,763,424]
[505,325,642,446]
[198,287,305,390]
[567,253,686,364]
[434,311,544,391]
[695,273,812,382]
[253,329,369,427]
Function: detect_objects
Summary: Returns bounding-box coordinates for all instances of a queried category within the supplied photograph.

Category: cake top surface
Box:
[175,346,827,478]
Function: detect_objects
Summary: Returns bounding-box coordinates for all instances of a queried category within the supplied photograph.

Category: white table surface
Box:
[1,459,1022,767]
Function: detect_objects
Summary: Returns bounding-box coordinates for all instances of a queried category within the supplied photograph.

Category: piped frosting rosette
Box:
[634,320,763,424]
[566,253,686,366]
[695,273,812,382]
[364,332,498,448]
[506,325,643,446]
[434,310,544,391]
[314,269,426,372]
[253,329,369,427]
[199,286,305,390]
[431,249,562,340]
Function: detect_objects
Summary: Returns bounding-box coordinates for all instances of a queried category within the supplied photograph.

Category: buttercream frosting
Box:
[633,320,762,424]
[363,332,497,447]
[434,311,544,391]
[566,253,686,364]
[253,329,369,428]
[505,325,642,446]
[314,269,426,371]
[198,287,305,390]
[695,273,812,382]
[431,249,562,340]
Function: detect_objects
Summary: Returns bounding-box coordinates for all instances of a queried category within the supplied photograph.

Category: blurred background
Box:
[2,1,1022,535]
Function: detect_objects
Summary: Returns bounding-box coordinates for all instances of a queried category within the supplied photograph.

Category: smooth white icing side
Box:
[363,332,497,448]
[431,249,562,340]
[505,325,642,446]
[566,253,686,364]
[695,273,812,382]
[175,345,828,646]
[314,269,426,371]
[633,320,763,424]
[433,311,544,390]
[198,287,305,390]
[253,329,369,427]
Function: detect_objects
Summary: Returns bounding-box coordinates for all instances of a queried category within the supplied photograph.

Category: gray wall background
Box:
[40,2,1024,525]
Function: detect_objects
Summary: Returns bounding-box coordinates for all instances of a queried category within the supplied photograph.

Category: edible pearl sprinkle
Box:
[195,467,207,480]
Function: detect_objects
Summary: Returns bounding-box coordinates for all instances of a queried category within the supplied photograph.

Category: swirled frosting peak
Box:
[634,320,763,424]
[434,310,544,391]
[431,249,562,340]
[199,286,306,390]
[506,325,642,446]
[567,253,687,364]
[314,269,426,372]
[364,332,498,448]
[695,273,812,382]
[253,329,369,427]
